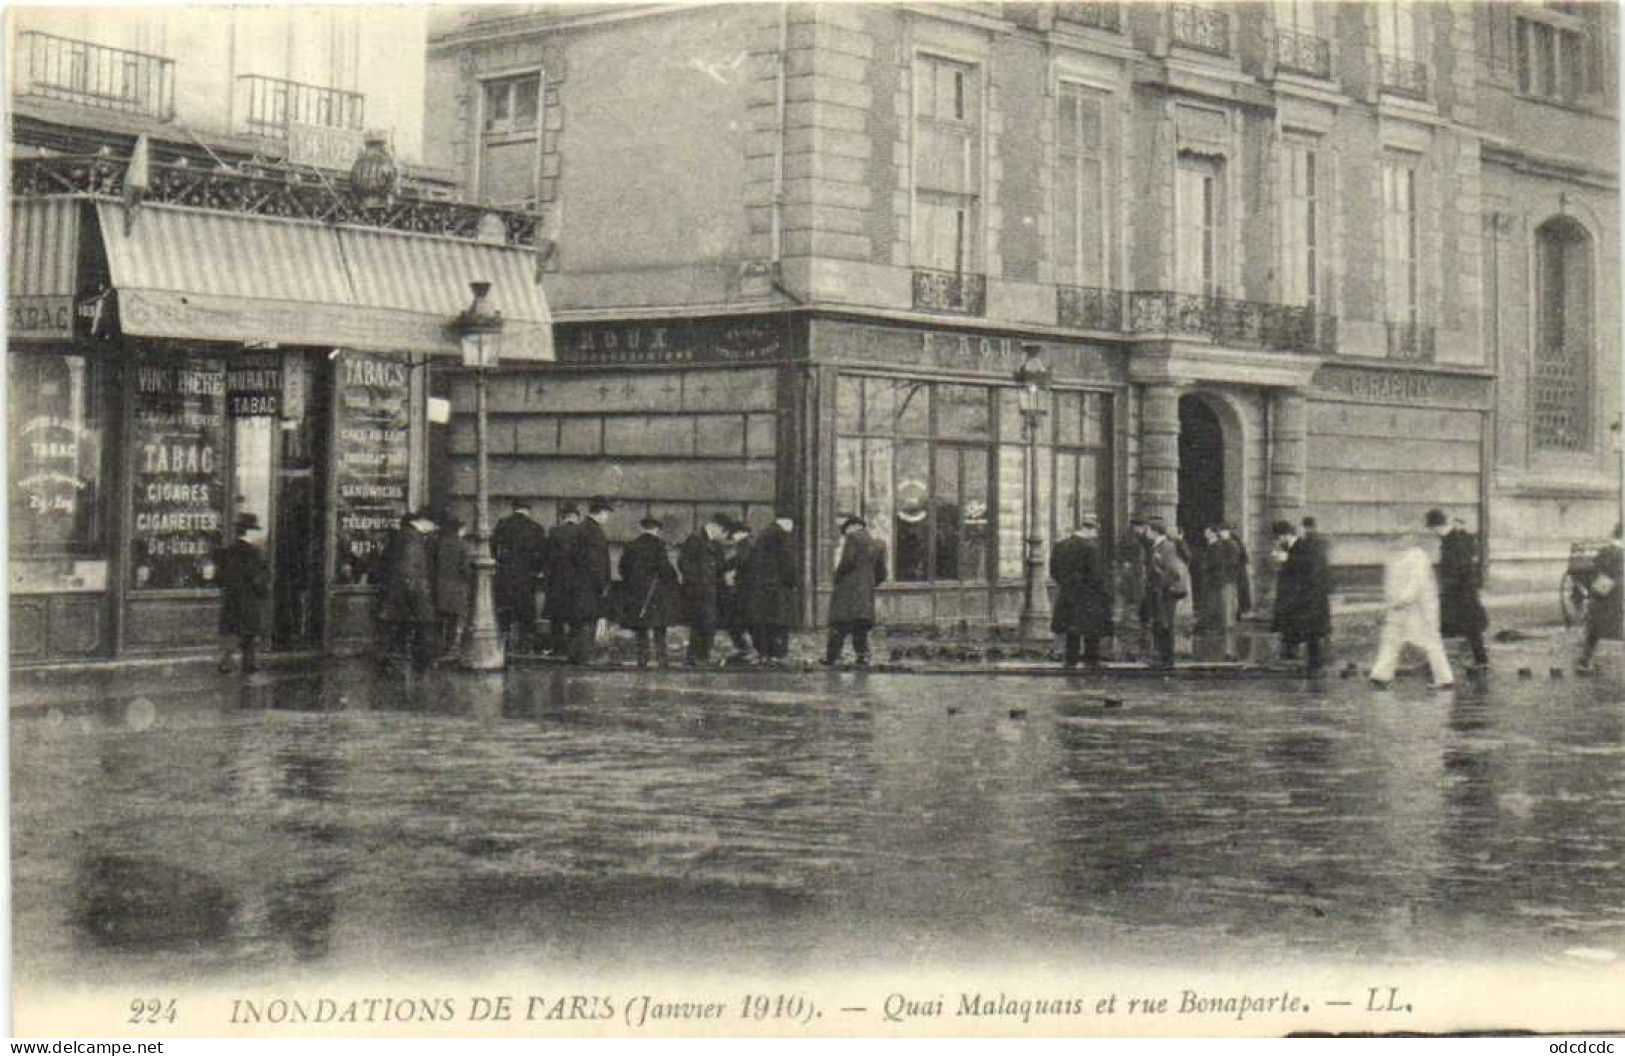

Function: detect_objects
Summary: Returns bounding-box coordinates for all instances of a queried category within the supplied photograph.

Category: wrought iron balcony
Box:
[237,74,365,134]
[1057,286,1336,354]
[1378,53,1429,100]
[15,31,175,121]
[1170,4,1230,56]
[12,154,544,248]
[1055,2,1123,33]
[912,268,987,316]
[1386,321,1436,362]
[1274,27,1332,79]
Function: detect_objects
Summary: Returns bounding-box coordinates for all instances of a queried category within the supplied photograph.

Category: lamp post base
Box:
[460,552,506,672]
[1018,537,1053,644]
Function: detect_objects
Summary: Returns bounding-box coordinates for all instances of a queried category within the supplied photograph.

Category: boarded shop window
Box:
[8,352,107,555]
[130,353,227,590]
[1533,217,1592,451]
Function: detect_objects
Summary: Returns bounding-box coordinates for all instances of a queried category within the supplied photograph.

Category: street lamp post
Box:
[455,281,506,671]
[1016,343,1053,642]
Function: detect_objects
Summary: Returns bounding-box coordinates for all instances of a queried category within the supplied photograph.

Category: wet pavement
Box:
[10,636,1624,989]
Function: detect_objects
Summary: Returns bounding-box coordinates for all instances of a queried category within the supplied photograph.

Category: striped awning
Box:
[8,197,80,341]
[94,201,553,360]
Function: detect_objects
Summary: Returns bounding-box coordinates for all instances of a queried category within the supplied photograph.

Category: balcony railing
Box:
[1170,4,1230,56]
[15,31,175,121]
[237,74,365,134]
[1386,321,1436,362]
[912,269,987,316]
[1057,286,1337,354]
[1274,27,1332,79]
[12,154,544,248]
[1056,2,1122,33]
[1378,53,1429,100]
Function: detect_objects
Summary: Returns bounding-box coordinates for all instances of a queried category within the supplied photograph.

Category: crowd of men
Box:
[346,494,1620,679]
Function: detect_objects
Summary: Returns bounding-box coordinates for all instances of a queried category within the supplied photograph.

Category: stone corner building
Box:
[424,0,1619,629]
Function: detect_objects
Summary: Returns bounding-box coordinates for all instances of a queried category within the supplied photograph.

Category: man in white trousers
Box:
[1369,530,1457,690]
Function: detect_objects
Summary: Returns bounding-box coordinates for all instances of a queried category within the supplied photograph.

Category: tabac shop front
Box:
[7,196,552,667]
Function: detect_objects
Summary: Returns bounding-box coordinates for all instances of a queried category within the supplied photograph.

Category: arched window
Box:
[1533,217,1592,451]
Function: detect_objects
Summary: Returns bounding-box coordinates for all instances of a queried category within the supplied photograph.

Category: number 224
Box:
[128,998,177,1025]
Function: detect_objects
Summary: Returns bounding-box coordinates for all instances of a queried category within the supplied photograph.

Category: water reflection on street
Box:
[11,657,1625,985]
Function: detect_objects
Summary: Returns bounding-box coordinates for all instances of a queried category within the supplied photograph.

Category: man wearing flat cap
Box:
[825,515,888,666]
[1049,515,1113,670]
[565,497,614,664]
[742,507,799,666]
[617,516,679,667]
[543,503,582,656]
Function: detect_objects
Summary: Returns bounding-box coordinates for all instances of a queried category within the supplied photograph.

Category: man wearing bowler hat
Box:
[825,515,887,666]
[543,503,582,656]
[214,512,270,674]
[1049,514,1113,670]
[742,507,799,666]
[566,497,614,664]
[492,498,548,651]
[617,515,678,668]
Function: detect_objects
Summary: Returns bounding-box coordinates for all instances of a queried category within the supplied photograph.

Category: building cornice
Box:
[1480,139,1618,191]
[429,3,691,52]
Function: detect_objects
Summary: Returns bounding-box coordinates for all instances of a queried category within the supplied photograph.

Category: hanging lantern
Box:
[350,135,397,207]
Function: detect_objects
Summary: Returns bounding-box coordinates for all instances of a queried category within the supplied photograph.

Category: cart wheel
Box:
[1560,572,1588,627]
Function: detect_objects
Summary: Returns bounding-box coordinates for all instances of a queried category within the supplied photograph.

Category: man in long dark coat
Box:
[1429,509,1489,669]
[678,514,727,666]
[566,497,614,664]
[742,509,798,666]
[1579,523,1623,672]
[825,516,888,666]
[719,521,756,663]
[378,510,438,671]
[1270,519,1331,674]
[1049,515,1113,670]
[432,514,473,658]
[215,512,270,674]
[491,499,548,650]
[543,503,581,656]
[617,516,679,667]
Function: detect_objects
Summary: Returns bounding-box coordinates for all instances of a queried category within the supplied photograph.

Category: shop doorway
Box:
[228,355,326,651]
[1177,394,1226,542]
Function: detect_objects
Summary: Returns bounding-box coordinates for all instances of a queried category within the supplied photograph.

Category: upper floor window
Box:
[1376,0,1416,60]
[1283,139,1321,314]
[1533,217,1592,450]
[483,73,540,134]
[479,72,542,208]
[912,54,982,274]
[1381,157,1418,325]
[1175,154,1223,298]
[1515,16,1588,104]
[1055,82,1113,289]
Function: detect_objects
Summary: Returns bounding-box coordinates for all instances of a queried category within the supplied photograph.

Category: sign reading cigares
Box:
[131,353,226,590]
[333,351,411,586]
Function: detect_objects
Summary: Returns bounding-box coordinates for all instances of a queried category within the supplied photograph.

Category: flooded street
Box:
[11,652,1625,989]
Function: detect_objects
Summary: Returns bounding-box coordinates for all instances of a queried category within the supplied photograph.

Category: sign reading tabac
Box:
[286,121,368,171]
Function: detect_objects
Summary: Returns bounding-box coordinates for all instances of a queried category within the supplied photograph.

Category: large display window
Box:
[8,352,109,556]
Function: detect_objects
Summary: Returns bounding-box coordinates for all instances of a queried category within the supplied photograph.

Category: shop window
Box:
[8,352,108,555]
[1533,217,1592,451]
[1051,391,1113,544]
[129,353,228,590]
